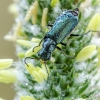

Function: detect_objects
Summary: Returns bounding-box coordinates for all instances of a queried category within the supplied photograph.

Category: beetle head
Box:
[70,8,79,16]
[38,49,51,61]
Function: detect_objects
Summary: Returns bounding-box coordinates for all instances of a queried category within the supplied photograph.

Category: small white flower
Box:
[30,25,41,36]
[74,62,87,71]
[74,72,90,84]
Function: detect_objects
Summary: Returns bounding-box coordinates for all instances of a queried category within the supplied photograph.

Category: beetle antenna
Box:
[33,38,44,52]
[24,57,39,67]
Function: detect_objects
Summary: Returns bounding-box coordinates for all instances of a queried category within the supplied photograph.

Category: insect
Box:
[25,8,79,73]
[38,8,79,60]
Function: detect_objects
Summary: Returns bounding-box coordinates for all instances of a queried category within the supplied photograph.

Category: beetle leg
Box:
[84,30,100,35]
[60,40,71,47]
[56,46,75,59]
[47,24,53,27]
[47,20,55,27]
[56,46,61,50]
[44,61,49,77]
[70,34,81,36]
[60,42,66,46]
[70,30,99,36]
[56,46,67,56]
[56,46,69,57]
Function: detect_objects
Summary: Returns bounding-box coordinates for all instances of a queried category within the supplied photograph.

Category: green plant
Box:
[1,0,100,100]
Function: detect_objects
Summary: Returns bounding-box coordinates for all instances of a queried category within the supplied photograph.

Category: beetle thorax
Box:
[38,38,56,61]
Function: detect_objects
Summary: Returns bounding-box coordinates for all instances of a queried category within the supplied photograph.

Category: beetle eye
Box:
[71,11,78,16]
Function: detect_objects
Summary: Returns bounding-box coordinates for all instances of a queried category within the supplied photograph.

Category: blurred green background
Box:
[0,0,16,100]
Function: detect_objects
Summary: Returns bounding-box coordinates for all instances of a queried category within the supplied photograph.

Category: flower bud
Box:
[0,59,13,70]
[17,52,25,58]
[51,0,60,7]
[32,70,44,83]
[25,45,41,57]
[31,38,41,43]
[25,1,38,23]
[20,96,36,100]
[25,63,35,75]
[75,45,96,62]
[0,70,17,83]
[16,39,36,48]
[8,3,18,17]
[86,13,100,32]
[41,8,48,28]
